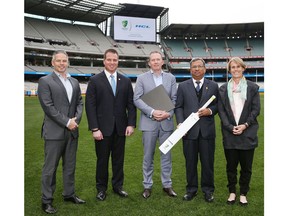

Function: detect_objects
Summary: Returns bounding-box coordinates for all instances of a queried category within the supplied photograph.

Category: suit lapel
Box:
[149,72,156,88]
[52,72,70,103]
[100,71,114,96]
[221,86,237,125]
[115,72,122,96]
[238,83,250,123]
[162,73,169,91]
[68,77,77,104]
[188,79,198,99]
[200,79,208,104]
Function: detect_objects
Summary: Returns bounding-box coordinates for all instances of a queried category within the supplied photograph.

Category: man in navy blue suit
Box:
[175,57,219,202]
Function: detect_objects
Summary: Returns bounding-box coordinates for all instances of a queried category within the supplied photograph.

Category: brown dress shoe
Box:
[142,188,151,199]
[163,187,177,197]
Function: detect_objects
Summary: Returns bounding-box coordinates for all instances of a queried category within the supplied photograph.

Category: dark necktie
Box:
[196,81,201,92]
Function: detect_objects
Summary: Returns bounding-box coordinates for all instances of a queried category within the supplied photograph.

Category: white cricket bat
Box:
[159,95,216,154]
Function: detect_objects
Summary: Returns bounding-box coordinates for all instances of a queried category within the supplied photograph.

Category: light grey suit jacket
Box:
[38,72,83,140]
[133,71,177,131]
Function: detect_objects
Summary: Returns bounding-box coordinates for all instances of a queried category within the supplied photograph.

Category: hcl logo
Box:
[135,25,150,28]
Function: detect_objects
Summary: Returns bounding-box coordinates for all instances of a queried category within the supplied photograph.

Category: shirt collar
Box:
[192,77,204,84]
[54,71,71,79]
[104,70,117,80]
[150,70,163,76]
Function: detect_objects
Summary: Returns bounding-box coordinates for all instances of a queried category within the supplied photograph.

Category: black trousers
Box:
[224,148,255,195]
[95,128,126,192]
[183,135,215,195]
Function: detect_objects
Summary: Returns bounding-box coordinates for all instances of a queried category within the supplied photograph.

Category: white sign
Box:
[113,15,156,42]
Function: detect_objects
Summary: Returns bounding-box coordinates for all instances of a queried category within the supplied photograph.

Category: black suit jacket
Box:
[85,71,136,136]
[175,78,219,140]
[218,80,260,149]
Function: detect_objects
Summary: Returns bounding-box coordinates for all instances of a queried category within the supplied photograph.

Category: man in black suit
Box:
[175,57,219,202]
[38,50,85,214]
[85,48,136,201]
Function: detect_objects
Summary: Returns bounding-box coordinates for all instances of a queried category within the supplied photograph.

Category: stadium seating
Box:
[162,38,264,59]
[205,39,230,58]
[162,39,192,58]
[226,39,249,57]
[248,38,264,56]
[24,16,264,93]
[24,17,161,57]
[185,40,211,58]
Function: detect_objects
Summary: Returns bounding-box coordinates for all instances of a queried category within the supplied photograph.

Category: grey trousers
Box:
[41,132,78,204]
[142,126,173,189]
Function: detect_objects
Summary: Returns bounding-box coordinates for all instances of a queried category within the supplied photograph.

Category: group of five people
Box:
[37,49,260,214]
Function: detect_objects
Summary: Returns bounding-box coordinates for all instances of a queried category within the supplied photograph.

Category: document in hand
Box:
[159,95,216,154]
[140,84,175,111]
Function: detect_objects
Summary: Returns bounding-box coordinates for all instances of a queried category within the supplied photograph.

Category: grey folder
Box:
[140,84,175,111]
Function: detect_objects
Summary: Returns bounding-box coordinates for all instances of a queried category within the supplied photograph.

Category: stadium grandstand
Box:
[24,0,264,96]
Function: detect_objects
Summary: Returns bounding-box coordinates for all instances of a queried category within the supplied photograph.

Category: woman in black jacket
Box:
[218,57,261,206]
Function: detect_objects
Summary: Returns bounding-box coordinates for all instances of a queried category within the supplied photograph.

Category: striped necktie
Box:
[196,81,201,92]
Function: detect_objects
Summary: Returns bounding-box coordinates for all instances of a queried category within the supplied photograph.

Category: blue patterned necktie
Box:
[196,81,201,92]
[110,74,116,95]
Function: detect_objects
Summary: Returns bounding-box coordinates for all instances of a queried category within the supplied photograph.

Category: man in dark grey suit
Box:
[175,57,218,202]
[38,50,85,214]
[134,51,177,199]
[85,49,136,201]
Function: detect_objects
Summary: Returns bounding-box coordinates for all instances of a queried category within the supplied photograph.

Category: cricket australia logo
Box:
[121,20,131,30]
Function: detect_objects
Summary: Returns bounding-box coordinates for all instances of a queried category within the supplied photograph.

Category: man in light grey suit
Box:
[38,50,85,214]
[134,51,177,199]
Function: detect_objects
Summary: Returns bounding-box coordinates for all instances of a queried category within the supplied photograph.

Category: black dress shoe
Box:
[163,187,177,197]
[96,191,106,201]
[183,192,197,201]
[239,201,248,206]
[204,193,214,202]
[42,203,57,214]
[113,188,128,197]
[227,199,236,205]
[142,188,151,199]
[64,195,86,204]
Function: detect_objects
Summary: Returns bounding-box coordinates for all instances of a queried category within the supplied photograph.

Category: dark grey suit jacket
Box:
[175,78,219,139]
[85,71,136,136]
[38,72,83,140]
[218,80,260,150]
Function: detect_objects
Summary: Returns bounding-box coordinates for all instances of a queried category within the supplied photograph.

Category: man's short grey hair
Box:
[52,50,68,61]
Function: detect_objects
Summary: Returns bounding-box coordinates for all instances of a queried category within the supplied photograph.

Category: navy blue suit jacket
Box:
[175,78,219,140]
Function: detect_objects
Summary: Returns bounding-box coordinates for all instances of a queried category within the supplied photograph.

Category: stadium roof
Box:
[116,3,167,19]
[25,0,125,24]
[160,22,264,39]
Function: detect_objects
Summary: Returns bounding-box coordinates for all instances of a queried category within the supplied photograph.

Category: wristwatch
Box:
[92,128,99,132]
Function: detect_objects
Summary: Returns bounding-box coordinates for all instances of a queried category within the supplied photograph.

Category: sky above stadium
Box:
[105,0,266,24]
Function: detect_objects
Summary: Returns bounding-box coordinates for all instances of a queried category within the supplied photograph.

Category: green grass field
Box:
[25,95,264,216]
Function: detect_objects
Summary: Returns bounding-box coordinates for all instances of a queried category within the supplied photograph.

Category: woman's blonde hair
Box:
[227,57,246,72]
